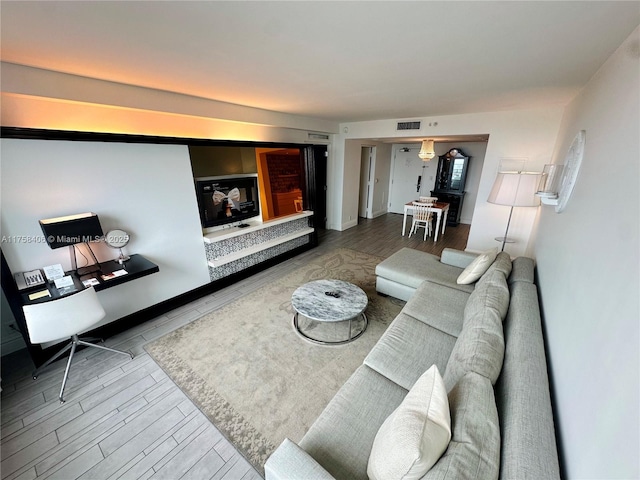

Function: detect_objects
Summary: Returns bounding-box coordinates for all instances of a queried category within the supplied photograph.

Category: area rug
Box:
[145,248,404,473]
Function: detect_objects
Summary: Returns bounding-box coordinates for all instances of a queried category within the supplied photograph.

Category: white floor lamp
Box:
[487,171,543,251]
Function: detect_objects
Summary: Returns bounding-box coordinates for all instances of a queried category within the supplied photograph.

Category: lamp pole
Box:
[500,206,514,252]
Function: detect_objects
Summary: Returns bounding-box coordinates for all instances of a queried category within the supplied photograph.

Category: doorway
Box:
[358,147,375,219]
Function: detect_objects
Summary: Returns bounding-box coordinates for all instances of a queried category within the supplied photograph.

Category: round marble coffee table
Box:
[291,279,368,345]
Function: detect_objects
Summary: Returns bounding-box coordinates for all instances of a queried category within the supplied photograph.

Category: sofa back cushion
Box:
[481,251,512,280]
[422,372,500,480]
[507,256,535,284]
[443,272,508,391]
[465,270,510,321]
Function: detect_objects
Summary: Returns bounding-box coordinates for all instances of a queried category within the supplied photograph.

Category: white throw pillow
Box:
[456,248,499,285]
[367,365,451,480]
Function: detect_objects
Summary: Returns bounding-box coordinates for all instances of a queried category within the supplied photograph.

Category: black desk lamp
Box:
[39,212,104,275]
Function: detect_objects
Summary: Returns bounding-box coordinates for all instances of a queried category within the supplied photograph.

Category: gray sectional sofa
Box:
[265,247,560,480]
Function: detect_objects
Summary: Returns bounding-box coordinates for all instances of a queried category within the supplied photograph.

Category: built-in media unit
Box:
[195,174,260,229]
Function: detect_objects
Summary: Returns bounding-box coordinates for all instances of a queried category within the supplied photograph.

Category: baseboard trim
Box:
[341,219,358,230]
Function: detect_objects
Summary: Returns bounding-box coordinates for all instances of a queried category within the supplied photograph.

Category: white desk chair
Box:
[23,286,133,403]
[409,201,434,240]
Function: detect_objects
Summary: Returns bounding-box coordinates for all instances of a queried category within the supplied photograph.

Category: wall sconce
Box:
[536,130,586,213]
[536,164,564,203]
[418,139,435,161]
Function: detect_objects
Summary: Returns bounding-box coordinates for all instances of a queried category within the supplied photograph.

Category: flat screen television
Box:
[195,175,260,228]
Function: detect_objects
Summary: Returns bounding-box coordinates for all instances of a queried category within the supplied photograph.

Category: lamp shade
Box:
[418,140,435,160]
[39,212,104,249]
[488,172,543,207]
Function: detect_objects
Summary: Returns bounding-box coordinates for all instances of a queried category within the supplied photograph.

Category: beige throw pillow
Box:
[367,365,451,480]
[456,248,499,285]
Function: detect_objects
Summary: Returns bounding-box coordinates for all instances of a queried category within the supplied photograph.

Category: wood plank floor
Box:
[1,214,469,480]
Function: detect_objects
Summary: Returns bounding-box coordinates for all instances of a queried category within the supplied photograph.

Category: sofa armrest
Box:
[440,248,478,269]
[265,439,336,480]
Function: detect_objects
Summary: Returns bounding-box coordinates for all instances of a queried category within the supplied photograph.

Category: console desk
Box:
[20,254,159,305]
[2,253,159,367]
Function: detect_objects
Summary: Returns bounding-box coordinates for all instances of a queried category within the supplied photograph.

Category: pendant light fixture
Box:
[418,139,435,161]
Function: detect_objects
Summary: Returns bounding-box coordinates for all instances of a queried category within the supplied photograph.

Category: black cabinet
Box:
[431,148,470,226]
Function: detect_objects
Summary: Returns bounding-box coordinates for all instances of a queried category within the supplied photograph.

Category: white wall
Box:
[1,139,210,327]
[334,108,563,256]
[339,139,394,227]
[533,26,639,479]
[339,140,365,229]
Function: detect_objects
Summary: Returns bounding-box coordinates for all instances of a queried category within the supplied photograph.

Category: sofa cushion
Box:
[376,248,474,293]
[368,365,451,480]
[456,248,498,284]
[365,313,457,391]
[440,248,479,269]
[464,270,510,322]
[443,298,505,392]
[299,365,408,480]
[401,281,470,337]
[423,372,500,480]
[508,256,535,284]
[265,439,339,480]
[479,251,512,282]
[496,281,561,479]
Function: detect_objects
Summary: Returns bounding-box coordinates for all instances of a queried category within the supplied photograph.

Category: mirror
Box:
[434,148,469,193]
[104,229,130,264]
[450,158,465,189]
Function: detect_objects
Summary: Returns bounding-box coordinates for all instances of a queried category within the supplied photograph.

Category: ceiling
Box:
[1,1,639,124]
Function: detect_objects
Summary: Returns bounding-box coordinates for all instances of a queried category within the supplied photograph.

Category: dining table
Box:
[402,201,450,242]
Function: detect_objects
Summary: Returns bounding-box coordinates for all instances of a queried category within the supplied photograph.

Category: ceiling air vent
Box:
[397,121,421,131]
[308,133,330,141]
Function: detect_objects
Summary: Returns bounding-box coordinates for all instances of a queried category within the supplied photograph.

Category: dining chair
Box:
[409,201,434,240]
[22,286,133,403]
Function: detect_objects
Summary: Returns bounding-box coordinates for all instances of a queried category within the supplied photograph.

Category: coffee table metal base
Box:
[293,312,368,346]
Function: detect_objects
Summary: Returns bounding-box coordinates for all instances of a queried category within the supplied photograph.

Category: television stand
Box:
[203,212,314,281]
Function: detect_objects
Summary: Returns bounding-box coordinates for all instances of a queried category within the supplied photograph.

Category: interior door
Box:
[389,147,425,213]
[304,146,327,229]
[358,147,373,218]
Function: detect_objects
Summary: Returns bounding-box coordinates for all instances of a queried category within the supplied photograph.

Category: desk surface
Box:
[404,201,450,210]
[22,254,159,304]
